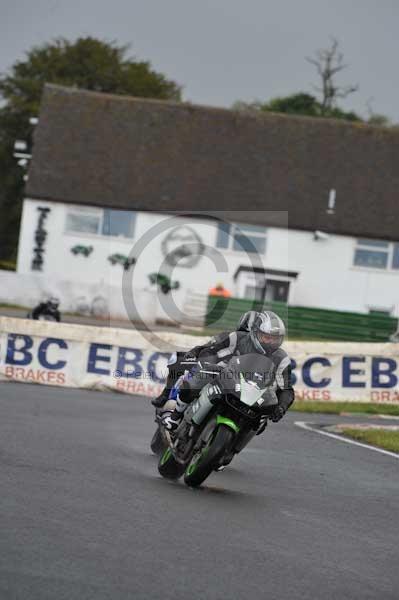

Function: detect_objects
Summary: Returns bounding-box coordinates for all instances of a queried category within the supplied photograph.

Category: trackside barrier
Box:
[205,297,398,342]
[0,317,398,404]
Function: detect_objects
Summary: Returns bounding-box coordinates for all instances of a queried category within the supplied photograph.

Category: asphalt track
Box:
[1,382,398,600]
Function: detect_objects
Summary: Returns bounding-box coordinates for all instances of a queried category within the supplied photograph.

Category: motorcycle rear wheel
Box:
[150,426,165,455]
[184,425,235,488]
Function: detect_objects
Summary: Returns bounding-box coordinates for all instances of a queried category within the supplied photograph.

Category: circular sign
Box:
[161,225,205,268]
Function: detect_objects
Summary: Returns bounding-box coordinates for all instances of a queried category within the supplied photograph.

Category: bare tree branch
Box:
[306,38,358,112]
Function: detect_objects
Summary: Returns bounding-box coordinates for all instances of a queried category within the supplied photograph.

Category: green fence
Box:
[205,296,398,342]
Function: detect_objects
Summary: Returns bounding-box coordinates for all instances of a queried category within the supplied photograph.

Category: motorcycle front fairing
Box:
[219,354,279,411]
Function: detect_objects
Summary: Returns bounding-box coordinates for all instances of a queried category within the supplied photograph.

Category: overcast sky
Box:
[1,0,398,122]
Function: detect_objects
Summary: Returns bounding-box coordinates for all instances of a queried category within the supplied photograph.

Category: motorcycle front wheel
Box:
[184,424,235,488]
[158,446,186,480]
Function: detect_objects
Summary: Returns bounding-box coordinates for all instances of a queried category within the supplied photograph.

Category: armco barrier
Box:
[0,317,398,403]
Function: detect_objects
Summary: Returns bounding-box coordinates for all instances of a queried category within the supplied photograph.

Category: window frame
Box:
[64,207,136,240]
[216,221,267,255]
[64,209,102,236]
[353,238,394,271]
[392,243,399,270]
[101,209,137,239]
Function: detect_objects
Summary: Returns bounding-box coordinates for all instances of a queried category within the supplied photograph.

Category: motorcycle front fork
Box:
[233,428,257,454]
[232,419,266,454]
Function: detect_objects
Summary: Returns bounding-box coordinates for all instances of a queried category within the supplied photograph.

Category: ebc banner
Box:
[0,318,398,403]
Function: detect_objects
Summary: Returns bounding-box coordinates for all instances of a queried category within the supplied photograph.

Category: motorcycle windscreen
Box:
[222,354,277,407]
[239,374,266,406]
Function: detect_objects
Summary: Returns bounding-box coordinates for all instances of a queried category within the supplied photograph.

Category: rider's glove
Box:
[270,404,286,423]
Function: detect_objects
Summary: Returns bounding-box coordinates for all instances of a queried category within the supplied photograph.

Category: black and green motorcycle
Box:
[157,353,279,488]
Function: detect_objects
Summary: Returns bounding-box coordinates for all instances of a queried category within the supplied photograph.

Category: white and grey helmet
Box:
[249,311,286,354]
[237,310,258,332]
[48,296,60,310]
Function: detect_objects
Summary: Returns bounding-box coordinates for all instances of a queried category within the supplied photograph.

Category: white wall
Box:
[0,270,158,324]
[16,198,399,318]
[287,230,399,316]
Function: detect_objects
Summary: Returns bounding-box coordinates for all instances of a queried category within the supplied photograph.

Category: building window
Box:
[392,243,399,269]
[65,208,136,238]
[102,209,136,238]
[353,239,389,269]
[244,285,264,301]
[216,222,266,254]
[65,212,101,234]
[216,222,230,249]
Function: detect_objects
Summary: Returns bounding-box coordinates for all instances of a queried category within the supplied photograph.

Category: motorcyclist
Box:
[29,297,61,322]
[151,310,258,409]
[161,310,294,431]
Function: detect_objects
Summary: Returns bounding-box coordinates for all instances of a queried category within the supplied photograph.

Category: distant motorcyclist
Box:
[29,297,61,322]
[160,310,294,430]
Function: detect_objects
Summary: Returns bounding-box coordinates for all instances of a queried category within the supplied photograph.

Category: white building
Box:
[13,84,399,322]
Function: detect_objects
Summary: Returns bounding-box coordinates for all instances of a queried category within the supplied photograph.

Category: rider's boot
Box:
[151,387,170,408]
[161,394,188,431]
[161,409,183,432]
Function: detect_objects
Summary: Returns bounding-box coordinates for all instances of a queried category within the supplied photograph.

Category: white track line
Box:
[294,421,399,461]
[375,414,399,421]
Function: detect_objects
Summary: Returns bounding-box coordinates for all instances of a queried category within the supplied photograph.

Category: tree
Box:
[233,39,367,122]
[366,98,392,127]
[306,37,358,114]
[262,93,320,117]
[0,37,182,261]
[231,100,263,114]
[233,92,362,122]
[367,113,392,127]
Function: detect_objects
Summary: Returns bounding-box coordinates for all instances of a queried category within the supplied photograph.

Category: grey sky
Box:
[1,0,398,121]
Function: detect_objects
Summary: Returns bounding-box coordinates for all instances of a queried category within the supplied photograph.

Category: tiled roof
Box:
[27,84,399,241]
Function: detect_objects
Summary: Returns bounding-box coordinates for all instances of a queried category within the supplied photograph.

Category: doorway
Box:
[263,279,290,302]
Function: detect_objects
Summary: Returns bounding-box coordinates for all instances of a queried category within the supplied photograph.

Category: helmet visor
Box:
[256,331,283,352]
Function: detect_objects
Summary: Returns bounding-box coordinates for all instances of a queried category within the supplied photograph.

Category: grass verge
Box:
[0,260,16,271]
[340,428,399,453]
[0,303,27,310]
[291,401,399,417]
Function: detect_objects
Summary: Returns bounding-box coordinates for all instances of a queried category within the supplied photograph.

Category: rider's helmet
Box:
[48,296,60,311]
[249,310,286,354]
[237,310,258,332]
